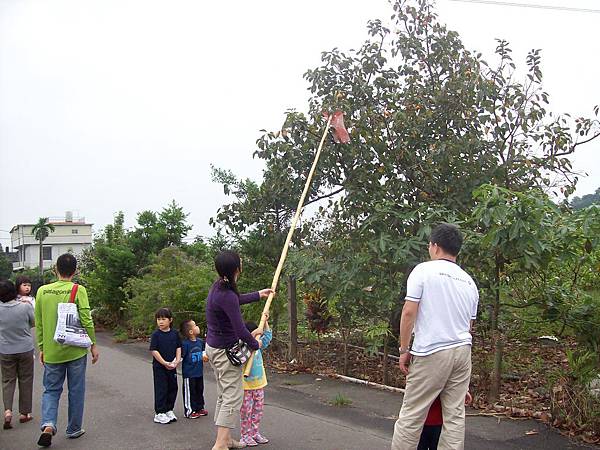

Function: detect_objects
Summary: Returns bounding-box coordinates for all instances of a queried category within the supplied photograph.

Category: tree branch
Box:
[500,301,544,309]
[304,187,345,207]
[570,131,600,151]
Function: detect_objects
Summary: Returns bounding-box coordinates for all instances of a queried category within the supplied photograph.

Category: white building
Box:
[10,213,93,271]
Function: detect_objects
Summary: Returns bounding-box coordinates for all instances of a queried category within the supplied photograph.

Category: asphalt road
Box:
[0,332,594,450]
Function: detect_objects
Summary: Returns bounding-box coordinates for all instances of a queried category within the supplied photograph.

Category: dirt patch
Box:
[266,335,599,445]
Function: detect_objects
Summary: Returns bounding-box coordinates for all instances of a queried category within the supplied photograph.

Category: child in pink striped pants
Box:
[240,319,272,446]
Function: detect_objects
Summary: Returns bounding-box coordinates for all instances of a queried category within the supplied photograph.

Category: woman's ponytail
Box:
[215,250,241,295]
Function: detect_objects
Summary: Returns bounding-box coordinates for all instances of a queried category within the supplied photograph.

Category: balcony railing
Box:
[47,216,86,224]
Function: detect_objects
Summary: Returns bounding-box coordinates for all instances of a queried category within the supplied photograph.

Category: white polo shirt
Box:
[406,259,479,356]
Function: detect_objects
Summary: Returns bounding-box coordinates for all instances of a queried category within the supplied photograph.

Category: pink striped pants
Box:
[240,388,264,439]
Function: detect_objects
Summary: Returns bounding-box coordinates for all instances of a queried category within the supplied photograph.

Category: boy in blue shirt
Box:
[180,319,208,419]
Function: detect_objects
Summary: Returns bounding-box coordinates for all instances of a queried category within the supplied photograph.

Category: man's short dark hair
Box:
[56,253,77,277]
[155,307,173,320]
[0,280,17,303]
[430,223,463,256]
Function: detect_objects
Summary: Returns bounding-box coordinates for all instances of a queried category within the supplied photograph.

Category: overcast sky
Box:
[1,0,598,248]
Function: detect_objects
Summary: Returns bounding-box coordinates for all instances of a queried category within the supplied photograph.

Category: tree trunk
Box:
[272,307,279,340]
[383,331,390,386]
[489,256,503,403]
[39,239,43,278]
[341,328,349,376]
[287,275,298,361]
[489,339,503,403]
[316,333,321,360]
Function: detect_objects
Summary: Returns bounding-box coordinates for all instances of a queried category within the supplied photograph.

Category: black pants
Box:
[418,425,442,450]
[182,376,205,417]
[153,365,178,414]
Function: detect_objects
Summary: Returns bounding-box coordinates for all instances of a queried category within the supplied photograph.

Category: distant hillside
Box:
[571,187,600,210]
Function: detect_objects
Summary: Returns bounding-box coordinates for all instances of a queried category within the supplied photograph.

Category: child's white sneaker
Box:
[166,411,177,423]
[153,413,170,424]
[254,433,269,444]
[241,435,258,446]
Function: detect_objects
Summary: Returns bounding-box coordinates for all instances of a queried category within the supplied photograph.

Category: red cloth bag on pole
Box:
[324,111,350,144]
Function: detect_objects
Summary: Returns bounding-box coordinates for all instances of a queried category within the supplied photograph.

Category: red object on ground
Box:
[324,111,350,144]
[425,396,443,426]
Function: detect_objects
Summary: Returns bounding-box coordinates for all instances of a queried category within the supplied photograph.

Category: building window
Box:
[42,246,52,261]
[72,229,79,234]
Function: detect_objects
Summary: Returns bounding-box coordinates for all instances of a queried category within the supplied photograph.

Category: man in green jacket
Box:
[34,253,99,448]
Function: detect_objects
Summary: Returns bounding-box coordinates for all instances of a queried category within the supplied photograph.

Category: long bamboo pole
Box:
[243,114,333,377]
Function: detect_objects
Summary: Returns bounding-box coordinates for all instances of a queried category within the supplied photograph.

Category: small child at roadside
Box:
[179,319,208,419]
[15,276,35,309]
[418,391,472,450]
[240,315,272,446]
[149,308,181,424]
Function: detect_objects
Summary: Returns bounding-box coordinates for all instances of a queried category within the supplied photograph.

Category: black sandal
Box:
[37,431,53,447]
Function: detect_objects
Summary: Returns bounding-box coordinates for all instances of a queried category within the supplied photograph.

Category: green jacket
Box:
[35,280,96,364]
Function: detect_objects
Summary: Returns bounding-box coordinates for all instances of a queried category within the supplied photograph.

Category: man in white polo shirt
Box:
[391,223,478,450]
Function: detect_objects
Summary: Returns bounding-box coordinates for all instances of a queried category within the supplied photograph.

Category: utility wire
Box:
[448,0,600,14]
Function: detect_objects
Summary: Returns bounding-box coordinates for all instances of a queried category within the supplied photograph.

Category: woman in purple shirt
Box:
[205,250,273,450]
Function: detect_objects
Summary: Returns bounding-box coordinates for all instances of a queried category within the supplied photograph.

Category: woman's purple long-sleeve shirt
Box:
[205,280,260,350]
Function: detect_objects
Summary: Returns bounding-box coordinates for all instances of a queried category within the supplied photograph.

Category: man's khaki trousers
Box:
[391,345,472,450]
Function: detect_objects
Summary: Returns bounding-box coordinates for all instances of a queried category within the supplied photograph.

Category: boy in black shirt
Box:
[149,308,181,424]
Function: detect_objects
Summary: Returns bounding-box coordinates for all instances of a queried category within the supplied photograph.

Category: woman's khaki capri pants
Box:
[206,344,244,429]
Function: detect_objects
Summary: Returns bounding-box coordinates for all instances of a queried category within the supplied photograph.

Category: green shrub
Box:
[551,350,600,438]
[113,326,129,343]
[124,247,214,336]
[331,393,352,407]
